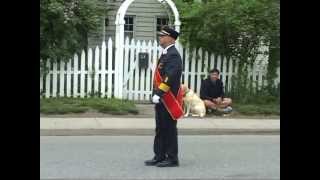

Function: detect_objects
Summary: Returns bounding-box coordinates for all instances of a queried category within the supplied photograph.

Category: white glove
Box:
[152,94,160,104]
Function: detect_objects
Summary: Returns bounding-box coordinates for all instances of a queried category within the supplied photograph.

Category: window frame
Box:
[155,16,170,41]
[124,15,135,41]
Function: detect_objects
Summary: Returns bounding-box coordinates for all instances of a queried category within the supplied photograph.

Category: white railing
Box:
[40,37,279,100]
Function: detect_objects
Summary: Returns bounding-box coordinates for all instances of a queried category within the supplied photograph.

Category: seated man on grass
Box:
[200,68,233,113]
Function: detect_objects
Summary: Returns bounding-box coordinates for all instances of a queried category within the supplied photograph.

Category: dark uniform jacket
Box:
[200,78,225,100]
[153,45,182,97]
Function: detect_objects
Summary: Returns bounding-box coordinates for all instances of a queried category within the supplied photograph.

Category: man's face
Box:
[159,35,173,48]
[210,72,219,81]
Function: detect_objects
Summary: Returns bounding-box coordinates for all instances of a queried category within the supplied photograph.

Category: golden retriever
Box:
[181,84,206,118]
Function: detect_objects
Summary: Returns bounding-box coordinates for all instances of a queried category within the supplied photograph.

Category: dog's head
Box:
[181,84,190,97]
[181,84,189,96]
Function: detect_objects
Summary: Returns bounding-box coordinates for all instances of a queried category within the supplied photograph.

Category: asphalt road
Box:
[40,135,280,180]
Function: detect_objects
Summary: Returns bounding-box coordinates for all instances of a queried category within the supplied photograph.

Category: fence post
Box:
[94,46,100,95]
[80,50,86,98]
[190,48,196,91]
[52,61,58,97]
[59,61,65,97]
[210,53,215,72]
[107,38,113,98]
[183,47,189,87]
[123,37,130,99]
[196,48,203,94]
[128,38,136,100]
[228,58,233,92]
[222,56,227,87]
[73,54,79,97]
[146,40,153,101]
[134,40,141,101]
[87,48,93,96]
[140,41,147,100]
[101,41,106,98]
[217,55,222,75]
[40,75,43,97]
[45,60,51,98]
[66,59,72,97]
[204,51,209,77]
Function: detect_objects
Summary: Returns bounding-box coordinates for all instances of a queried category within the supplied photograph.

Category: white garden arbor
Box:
[114,0,181,99]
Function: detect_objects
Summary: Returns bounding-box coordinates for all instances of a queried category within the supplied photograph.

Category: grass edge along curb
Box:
[40,98,139,115]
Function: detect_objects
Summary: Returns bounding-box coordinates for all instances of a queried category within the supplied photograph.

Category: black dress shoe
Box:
[144,158,164,166]
[156,159,179,167]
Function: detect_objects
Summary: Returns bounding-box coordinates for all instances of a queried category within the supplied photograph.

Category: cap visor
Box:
[157,32,166,36]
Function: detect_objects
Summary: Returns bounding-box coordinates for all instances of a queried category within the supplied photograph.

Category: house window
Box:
[124,16,134,40]
[105,18,109,27]
[156,17,169,41]
[157,18,169,31]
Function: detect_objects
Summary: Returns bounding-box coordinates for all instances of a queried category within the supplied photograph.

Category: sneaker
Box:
[222,106,233,113]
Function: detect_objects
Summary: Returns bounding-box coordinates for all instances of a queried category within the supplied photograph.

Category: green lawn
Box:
[40,98,139,115]
[40,98,279,116]
[232,103,280,116]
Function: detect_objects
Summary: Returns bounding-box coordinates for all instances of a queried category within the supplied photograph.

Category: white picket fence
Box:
[40,37,280,101]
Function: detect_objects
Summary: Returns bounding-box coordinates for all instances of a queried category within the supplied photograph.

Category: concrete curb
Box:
[40,117,280,136]
[40,128,279,136]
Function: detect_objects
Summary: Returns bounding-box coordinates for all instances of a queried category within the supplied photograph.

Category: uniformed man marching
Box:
[144,26,183,167]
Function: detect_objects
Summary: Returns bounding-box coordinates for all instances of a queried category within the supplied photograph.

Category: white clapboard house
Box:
[88,0,179,48]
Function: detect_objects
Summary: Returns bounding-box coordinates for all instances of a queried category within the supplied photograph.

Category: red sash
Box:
[153,67,184,120]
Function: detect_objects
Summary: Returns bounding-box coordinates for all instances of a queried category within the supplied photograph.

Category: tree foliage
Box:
[40,0,106,73]
[175,0,279,63]
[175,0,280,102]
